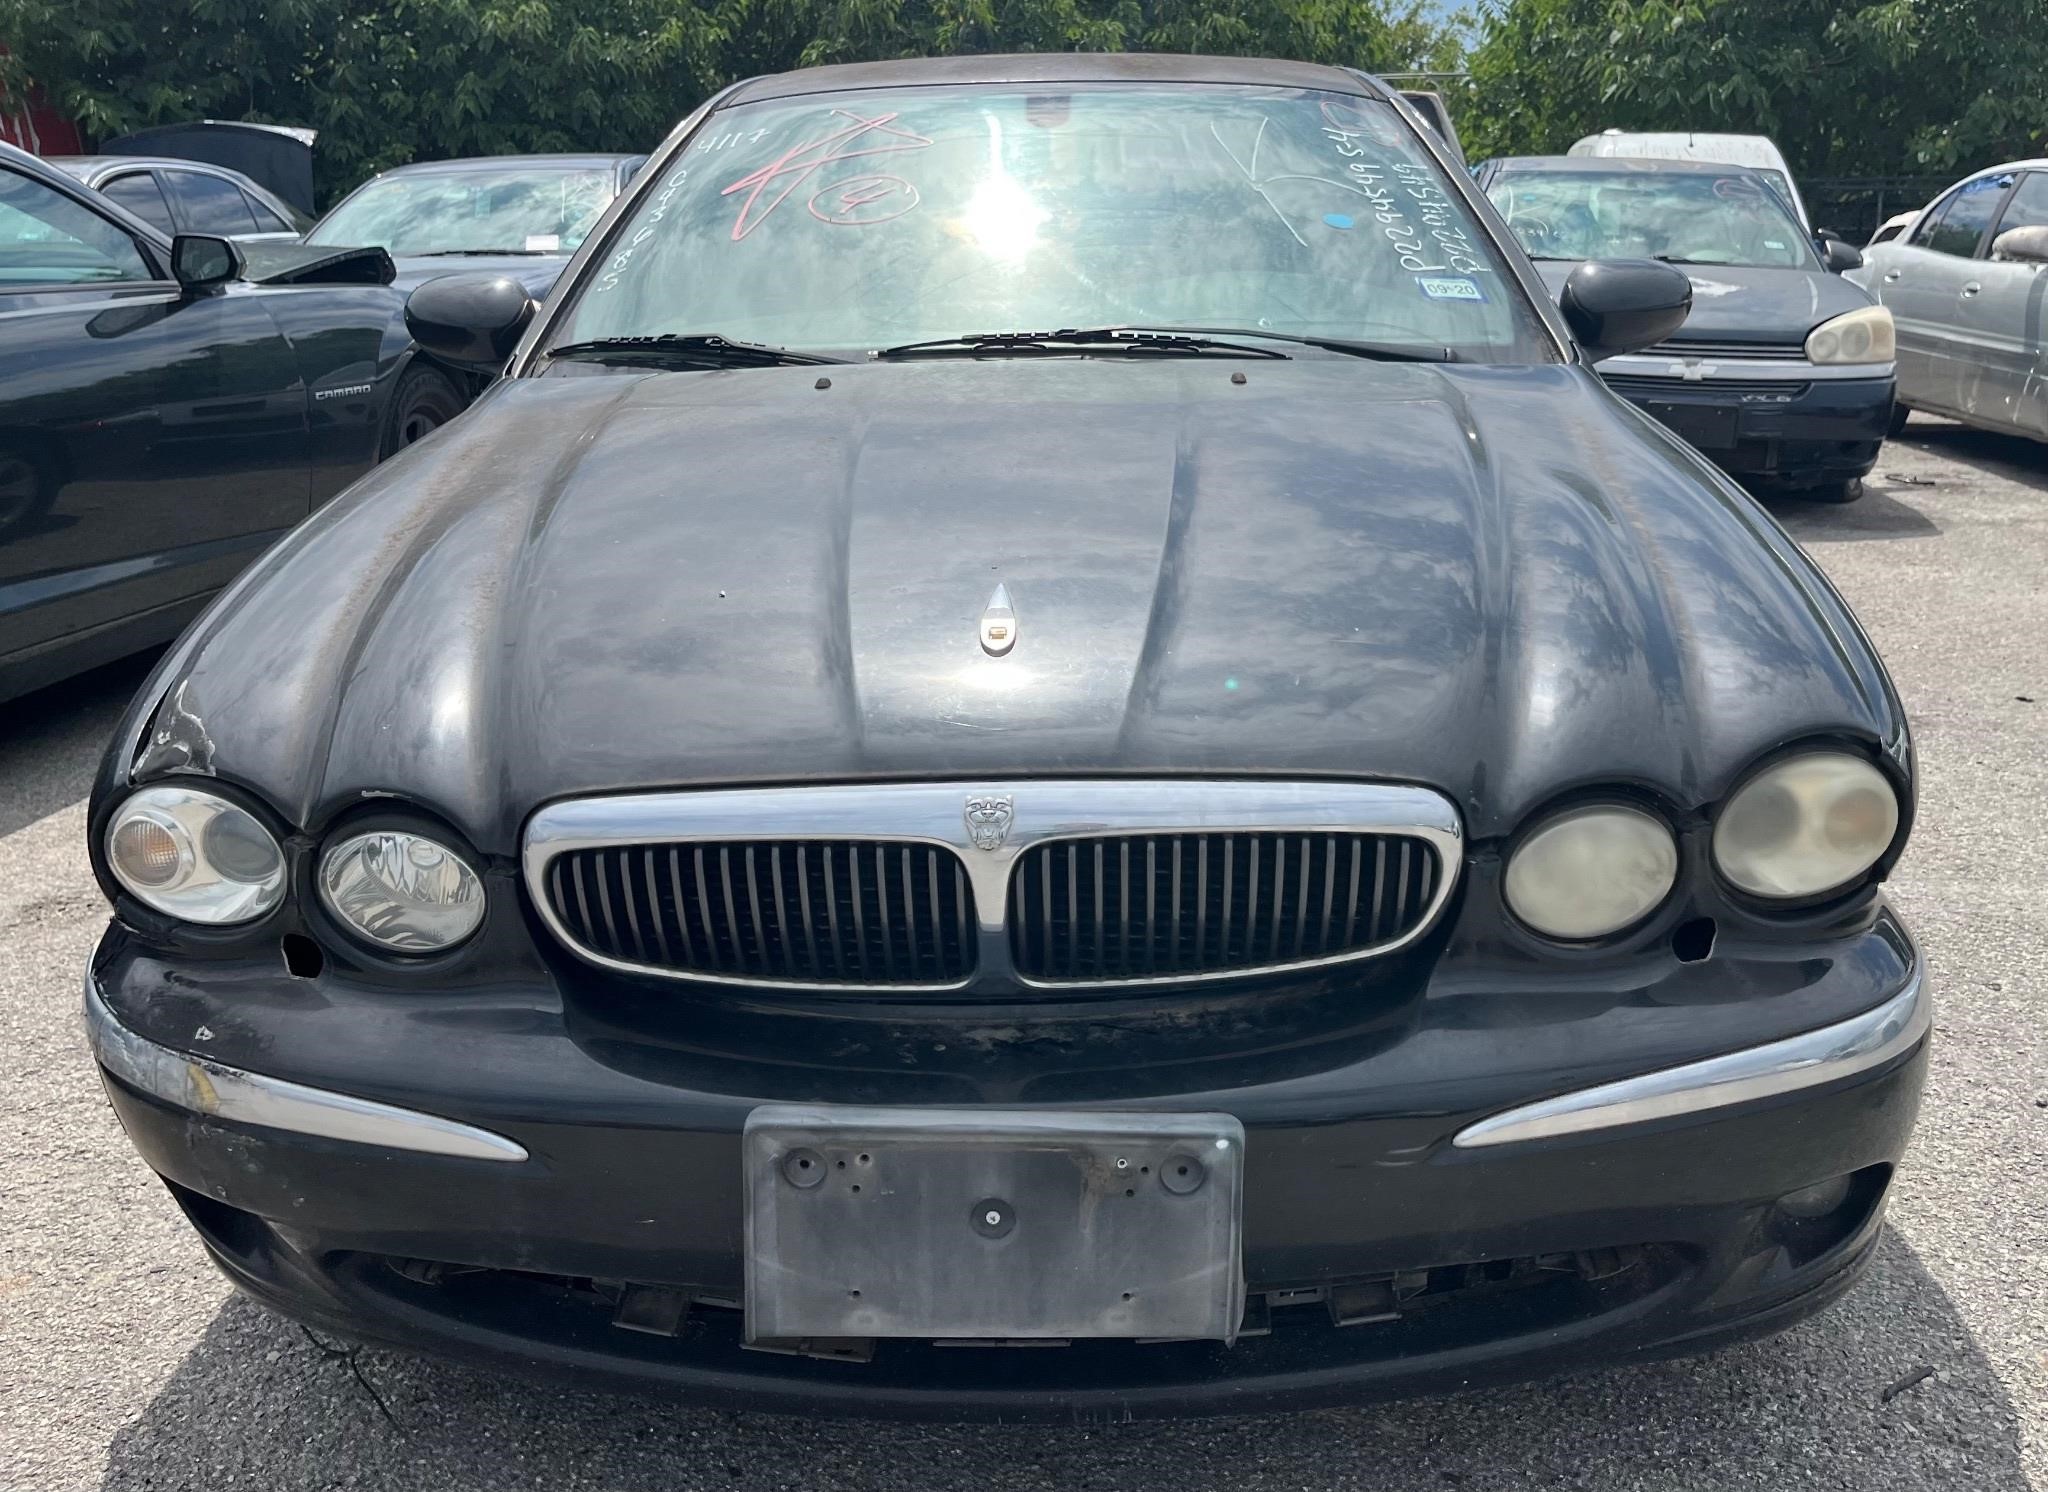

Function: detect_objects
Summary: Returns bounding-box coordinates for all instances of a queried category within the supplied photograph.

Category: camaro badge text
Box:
[979,583,1017,656]
[963,794,1015,851]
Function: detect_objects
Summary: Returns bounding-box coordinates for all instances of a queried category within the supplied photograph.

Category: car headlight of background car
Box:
[1504,803,1679,940]
[1805,305,1895,365]
[1713,751,1899,899]
[105,785,287,924]
[319,830,486,951]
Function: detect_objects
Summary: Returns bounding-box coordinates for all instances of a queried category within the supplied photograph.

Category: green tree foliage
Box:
[0,0,1460,202]
[1461,0,2048,177]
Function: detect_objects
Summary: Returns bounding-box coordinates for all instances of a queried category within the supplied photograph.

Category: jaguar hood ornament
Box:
[979,583,1017,656]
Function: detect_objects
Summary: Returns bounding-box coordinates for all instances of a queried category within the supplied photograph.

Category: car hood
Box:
[1534,261,1878,343]
[387,254,569,297]
[125,359,1904,855]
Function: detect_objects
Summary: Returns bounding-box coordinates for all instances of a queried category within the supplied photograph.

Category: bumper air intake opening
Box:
[281,933,325,979]
[1671,917,1716,964]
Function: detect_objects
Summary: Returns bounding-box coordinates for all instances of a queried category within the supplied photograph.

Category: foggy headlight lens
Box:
[1504,805,1679,940]
[105,786,285,924]
[320,831,485,951]
[1805,305,1894,365]
[1713,753,1899,898]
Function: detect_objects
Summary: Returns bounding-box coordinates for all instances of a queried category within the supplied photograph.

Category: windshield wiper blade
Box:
[412,248,555,257]
[1163,325,1460,363]
[545,334,850,370]
[871,327,1291,361]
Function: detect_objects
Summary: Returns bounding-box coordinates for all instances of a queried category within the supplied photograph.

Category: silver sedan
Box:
[1853,158,2048,439]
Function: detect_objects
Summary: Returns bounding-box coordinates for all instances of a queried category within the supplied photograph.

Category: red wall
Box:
[0,50,86,153]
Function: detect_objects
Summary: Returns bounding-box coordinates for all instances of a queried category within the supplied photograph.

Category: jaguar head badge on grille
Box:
[523,781,1463,992]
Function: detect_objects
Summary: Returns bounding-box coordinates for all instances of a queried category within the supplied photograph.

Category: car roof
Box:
[48,154,267,179]
[1487,156,1772,178]
[1581,131,1780,147]
[377,153,643,175]
[722,51,1387,105]
[0,141,174,248]
[1951,159,2048,181]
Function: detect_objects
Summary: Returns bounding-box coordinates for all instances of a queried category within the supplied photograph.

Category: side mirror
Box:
[1818,236,1864,274]
[1559,259,1692,361]
[170,234,243,293]
[404,273,536,371]
[1992,225,2048,264]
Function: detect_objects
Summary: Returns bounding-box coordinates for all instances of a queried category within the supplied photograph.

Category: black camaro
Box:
[0,143,470,704]
[84,54,1926,1419]
[1476,156,1897,502]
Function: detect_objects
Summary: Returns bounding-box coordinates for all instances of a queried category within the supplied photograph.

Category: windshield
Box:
[551,84,1554,362]
[307,164,616,255]
[1485,169,1815,268]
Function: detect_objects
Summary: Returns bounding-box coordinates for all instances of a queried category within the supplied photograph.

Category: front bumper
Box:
[86,916,1929,1419]
[1600,367,1895,484]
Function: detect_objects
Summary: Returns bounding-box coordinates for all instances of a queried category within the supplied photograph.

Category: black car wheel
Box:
[1795,478,1865,504]
[382,364,466,457]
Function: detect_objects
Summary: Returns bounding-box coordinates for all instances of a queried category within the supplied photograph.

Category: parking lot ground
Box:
[1,417,2042,1492]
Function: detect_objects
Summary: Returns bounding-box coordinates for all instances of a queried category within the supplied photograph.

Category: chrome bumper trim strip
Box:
[1453,957,1929,1148]
[84,971,529,1163]
[1599,353,1894,384]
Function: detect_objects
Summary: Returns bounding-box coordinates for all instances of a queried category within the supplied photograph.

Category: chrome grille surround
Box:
[524,780,1463,992]
[1643,338,1805,360]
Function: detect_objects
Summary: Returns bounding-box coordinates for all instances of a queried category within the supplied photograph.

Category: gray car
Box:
[1853,158,2048,439]
[48,155,311,242]
[303,153,645,298]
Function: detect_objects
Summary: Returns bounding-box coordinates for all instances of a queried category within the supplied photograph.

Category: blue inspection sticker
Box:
[1323,213,1355,229]
[1416,275,1487,303]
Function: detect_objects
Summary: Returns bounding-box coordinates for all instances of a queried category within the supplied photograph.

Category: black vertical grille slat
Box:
[1008,831,1441,983]
[667,848,695,968]
[642,849,671,966]
[1092,841,1106,978]
[1370,839,1390,943]
[1144,839,1158,974]
[1327,839,1343,953]
[1294,835,1312,959]
[544,840,977,986]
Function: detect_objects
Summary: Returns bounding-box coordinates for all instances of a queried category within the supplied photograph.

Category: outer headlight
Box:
[104,785,286,924]
[1504,804,1679,940]
[1805,305,1895,365]
[320,830,485,951]
[1713,752,1899,899]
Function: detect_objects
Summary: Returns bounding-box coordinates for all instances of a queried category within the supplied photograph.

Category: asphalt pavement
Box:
[1,417,2042,1491]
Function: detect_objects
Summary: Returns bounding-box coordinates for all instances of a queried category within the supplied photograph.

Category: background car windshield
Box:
[308,165,614,254]
[556,85,1553,361]
[1487,169,1816,267]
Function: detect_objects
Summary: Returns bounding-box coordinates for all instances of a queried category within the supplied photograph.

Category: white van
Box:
[1569,131,1810,229]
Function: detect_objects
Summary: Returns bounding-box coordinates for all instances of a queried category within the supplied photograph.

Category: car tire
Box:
[381,364,466,457]
[1795,478,1865,504]
[1886,401,1911,438]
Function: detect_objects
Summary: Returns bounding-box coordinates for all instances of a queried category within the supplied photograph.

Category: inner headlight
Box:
[1713,752,1899,899]
[320,830,485,951]
[1504,804,1679,940]
[105,785,286,924]
[1805,305,1895,365]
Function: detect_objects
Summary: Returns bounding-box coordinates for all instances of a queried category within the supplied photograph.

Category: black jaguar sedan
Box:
[0,142,469,705]
[1476,156,1897,502]
[84,54,1926,1419]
